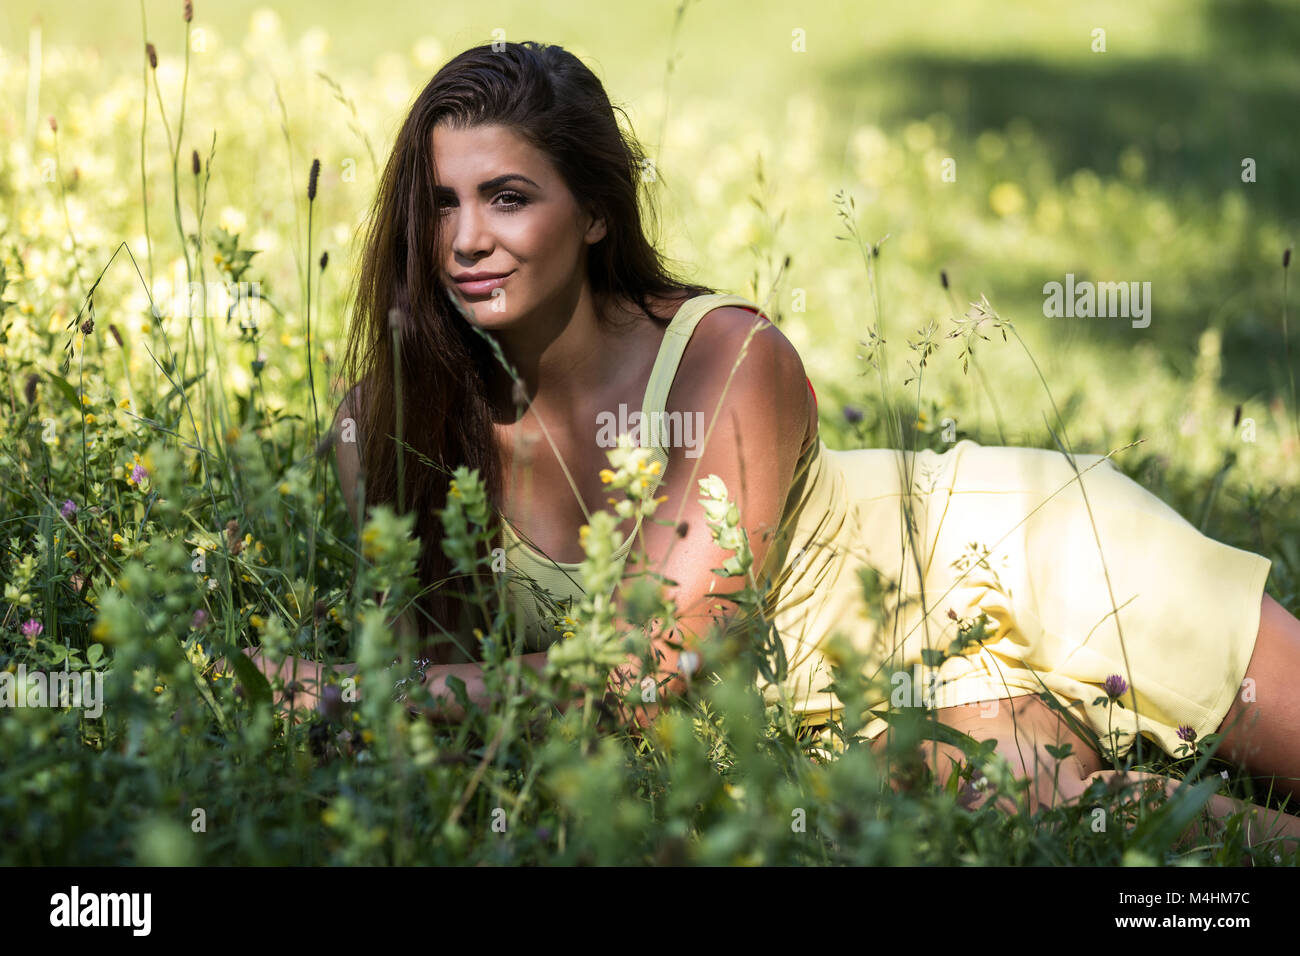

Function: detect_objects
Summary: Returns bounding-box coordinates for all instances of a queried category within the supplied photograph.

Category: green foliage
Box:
[1,1,1297,866]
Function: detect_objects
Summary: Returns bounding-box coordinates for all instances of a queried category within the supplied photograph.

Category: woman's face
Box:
[431,122,605,325]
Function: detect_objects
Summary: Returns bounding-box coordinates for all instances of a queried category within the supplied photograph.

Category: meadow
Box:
[0,0,1297,865]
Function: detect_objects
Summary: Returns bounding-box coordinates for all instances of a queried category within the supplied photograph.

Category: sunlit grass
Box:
[0,1,1297,864]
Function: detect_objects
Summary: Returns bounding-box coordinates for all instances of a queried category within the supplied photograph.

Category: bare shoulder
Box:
[685,305,806,383]
[674,304,814,451]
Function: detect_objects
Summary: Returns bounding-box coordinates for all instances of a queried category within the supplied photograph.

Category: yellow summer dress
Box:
[497,293,1273,761]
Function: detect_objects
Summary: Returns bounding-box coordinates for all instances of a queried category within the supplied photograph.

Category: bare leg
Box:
[1212,593,1300,806]
[1065,768,1300,855]
[871,694,1105,815]
[873,691,1300,859]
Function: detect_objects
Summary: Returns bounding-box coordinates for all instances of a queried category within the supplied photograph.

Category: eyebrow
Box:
[432,173,540,194]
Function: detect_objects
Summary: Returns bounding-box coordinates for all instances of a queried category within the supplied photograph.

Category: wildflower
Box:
[1176,724,1197,744]
[191,608,208,629]
[129,463,149,487]
[60,499,77,517]
[21,619,43,642]
[226,519,242,555]
[989,182,1026,217]
[1103,674,1128,700]
[84,413,97,425]
[249,614,265,629]
[843,405,863,424]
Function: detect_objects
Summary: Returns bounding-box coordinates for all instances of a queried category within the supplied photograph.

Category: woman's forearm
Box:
[404,651,553,723]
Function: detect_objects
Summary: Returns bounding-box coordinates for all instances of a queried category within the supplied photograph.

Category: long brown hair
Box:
[337,40,715,653]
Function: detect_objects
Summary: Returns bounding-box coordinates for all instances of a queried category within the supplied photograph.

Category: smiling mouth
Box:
[451,272,513,297]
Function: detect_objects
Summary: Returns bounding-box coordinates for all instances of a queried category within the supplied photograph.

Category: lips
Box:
[452,272,513,297]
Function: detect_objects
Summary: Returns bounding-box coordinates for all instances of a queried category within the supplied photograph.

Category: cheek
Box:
[511,206,580,262]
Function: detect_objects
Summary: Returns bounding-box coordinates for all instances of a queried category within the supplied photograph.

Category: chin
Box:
[447,289,513,324]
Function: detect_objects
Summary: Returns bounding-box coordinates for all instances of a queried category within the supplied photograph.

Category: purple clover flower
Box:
[1103,674,1128,700]
[60,499,77,517]
[21,619,43,639]
[1176,724,1197,744]
[131,463,149,487]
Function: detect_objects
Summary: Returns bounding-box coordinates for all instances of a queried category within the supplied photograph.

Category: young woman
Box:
[246,40,1300,847]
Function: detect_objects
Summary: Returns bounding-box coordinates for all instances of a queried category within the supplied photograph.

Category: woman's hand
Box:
[217,647,350,719]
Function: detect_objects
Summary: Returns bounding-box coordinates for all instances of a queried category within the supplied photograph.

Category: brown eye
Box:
[496,191,528,212]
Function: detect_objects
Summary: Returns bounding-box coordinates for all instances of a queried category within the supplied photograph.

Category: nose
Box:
[450,199,493,263]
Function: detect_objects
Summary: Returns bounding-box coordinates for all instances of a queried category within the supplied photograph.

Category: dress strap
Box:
[640,293,767,418]
[636,293,768,496]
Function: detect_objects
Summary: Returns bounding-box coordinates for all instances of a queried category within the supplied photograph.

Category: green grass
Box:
[0,0,1297,864]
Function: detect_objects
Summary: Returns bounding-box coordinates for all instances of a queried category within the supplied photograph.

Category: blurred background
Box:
[2,0,1297,534]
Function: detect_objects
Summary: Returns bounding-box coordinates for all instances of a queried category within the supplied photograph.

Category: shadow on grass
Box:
[815,0,1300,402]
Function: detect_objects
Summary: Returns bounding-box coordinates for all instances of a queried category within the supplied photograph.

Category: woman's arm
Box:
[605,306,814,727]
